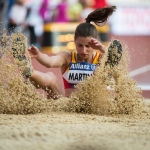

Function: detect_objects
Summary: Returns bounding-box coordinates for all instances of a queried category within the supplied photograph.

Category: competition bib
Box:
[63,62,98,84]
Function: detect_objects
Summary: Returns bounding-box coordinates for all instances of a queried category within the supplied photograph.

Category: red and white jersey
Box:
[62,51,101,89]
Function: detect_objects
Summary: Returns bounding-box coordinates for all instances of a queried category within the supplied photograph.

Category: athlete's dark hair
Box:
[74,6,116,40]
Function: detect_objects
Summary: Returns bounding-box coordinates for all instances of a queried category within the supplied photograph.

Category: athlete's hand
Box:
[28,44,40,58]
[88,38,105,53]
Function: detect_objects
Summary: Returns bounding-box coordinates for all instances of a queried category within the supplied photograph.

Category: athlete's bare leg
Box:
[29,70,64,99]
[11,33,64,99]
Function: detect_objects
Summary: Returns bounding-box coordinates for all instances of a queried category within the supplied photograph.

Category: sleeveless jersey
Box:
[62,51,101,89]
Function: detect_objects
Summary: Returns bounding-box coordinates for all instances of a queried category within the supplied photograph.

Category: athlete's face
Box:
[75,36,94,61]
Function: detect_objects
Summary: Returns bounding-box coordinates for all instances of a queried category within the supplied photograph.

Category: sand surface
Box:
[1,109,150,150]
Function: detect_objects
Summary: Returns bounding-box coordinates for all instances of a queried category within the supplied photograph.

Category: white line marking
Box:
[130,64,150,77]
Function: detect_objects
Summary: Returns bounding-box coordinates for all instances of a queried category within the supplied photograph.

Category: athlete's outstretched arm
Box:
[28,45,67,68]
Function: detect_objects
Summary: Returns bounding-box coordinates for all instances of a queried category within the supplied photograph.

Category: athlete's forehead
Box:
[75,36,92,44]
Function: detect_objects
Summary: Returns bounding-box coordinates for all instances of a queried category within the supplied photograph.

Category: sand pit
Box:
[0,110,150,150]
[0,32,150,150]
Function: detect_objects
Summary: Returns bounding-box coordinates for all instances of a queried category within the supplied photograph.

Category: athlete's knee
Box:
[47,72,58,86]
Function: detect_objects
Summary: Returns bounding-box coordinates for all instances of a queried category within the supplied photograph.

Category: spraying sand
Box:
[0,31,150,150]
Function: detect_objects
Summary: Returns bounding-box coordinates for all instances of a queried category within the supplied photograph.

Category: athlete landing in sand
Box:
[12,6,122,99]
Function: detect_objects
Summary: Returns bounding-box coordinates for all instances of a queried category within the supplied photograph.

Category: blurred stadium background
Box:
[1,0,150,98]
